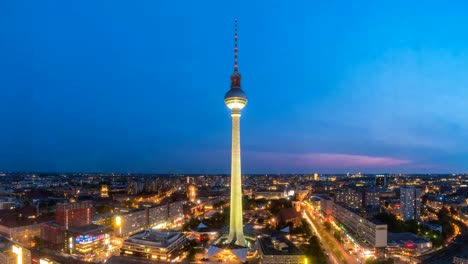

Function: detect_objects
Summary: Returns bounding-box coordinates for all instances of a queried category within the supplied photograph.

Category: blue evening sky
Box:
[1,1,467,173]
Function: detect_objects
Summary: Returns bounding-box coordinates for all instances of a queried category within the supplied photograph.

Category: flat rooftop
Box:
[125,230,185,248]
[68,224,109,234]
[0,236,13,253]
[258,235,304,256]
[387,232,431,246]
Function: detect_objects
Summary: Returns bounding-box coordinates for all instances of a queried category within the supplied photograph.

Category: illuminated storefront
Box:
[64,224,112,256]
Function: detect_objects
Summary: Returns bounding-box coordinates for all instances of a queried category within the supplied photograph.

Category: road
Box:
[420,219,467,264]
[302,209,358,264]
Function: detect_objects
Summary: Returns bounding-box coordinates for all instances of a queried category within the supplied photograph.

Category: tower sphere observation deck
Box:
[224,83,247,110]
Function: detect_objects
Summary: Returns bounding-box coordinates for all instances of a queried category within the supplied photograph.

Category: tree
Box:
[213,200,228,209]
[300,236,327,264]
[333,230,341,242]
[301,219,312,237]
[365,258,395,264]
[450,206,458,216]
[32,236,42,248]
[324,221,332,231]
[182,218,200,231]
[437,207,455,239]
[95,204,112,214]
[269,199,292,215]
[373,212,407,232]
[203,211,229,228]
[186,240,197,260]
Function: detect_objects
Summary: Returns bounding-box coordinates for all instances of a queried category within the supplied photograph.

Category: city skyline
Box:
[2,1,468,173]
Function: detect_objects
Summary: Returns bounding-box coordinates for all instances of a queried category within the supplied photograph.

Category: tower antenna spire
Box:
[234,18,238,72]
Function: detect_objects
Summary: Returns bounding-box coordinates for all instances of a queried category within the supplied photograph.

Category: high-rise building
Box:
[313,173,319,181]
[187,185,197,203]
[400,187,422,221]
[375,175,387,188]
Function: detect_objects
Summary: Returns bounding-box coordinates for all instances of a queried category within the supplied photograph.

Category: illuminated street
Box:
[302,209,350,264]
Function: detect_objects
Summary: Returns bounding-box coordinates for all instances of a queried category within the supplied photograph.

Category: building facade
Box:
[400,187,422,221]
[0,236,31,264]
[115,202,185,237]
[64,224,112,256]
[55,201,93,229]
[120,230,188,262]
[332,203,387,248]
[335,188,363,209]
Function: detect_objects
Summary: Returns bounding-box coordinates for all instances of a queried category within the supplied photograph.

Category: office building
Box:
[64,224,112,255]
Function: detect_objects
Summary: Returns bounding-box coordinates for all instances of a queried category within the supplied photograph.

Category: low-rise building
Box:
[40,222,64,250]
[64,224,112,256]
[0,207,53,246]
[120,230,188,262]
[257,235,306,264]
[387,232,432,256]
[453,254,468,264]
[277,208,302,228]
[255,191,285,200]
[0,236,31,264]
[320,197,333,217]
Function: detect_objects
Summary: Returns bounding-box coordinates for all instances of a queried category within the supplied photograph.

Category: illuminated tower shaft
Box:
[225,19,247,247]
[228,109,245,246]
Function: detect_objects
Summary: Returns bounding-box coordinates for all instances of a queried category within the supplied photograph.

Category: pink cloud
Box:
[246,151,411,168]
[407,163,440,169]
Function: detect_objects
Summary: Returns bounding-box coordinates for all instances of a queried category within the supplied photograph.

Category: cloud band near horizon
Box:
[245,151,411,169]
